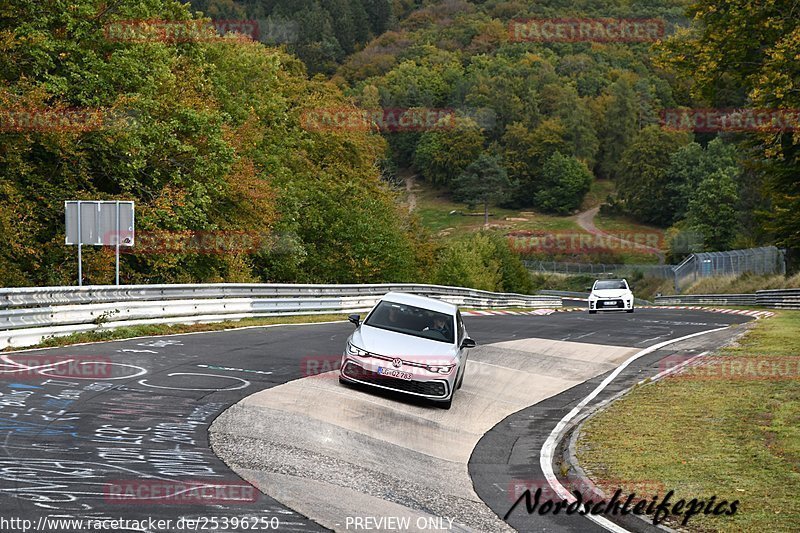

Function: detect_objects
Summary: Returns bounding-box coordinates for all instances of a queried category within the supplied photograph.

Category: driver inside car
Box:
[424,316,450,337]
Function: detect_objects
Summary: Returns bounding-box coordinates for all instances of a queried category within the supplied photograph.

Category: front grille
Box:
[342,362,448,398]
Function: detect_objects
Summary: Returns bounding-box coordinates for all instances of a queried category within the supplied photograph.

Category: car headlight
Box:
[346,342,369,357]
[426,364,455,375]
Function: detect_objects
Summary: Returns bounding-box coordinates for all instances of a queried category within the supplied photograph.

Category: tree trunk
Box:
[484,199,489,226]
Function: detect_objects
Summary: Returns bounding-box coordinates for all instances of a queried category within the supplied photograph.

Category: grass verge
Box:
[577,311,800,532]
[6,314,350,351]
[414,182,580,237]
[684,272,800,295]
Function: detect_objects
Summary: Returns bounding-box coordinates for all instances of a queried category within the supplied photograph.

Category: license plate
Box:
[377,367,413,380]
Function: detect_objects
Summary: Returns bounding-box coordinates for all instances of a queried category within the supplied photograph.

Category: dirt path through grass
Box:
[575,205,666,263]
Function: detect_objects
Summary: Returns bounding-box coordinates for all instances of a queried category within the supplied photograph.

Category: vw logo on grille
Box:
[392,358,403,368]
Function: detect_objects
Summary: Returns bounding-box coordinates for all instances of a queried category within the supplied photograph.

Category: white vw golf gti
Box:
[339,292,475,409]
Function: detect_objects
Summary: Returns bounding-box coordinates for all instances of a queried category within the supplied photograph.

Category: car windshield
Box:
[364,301,455,344]
[595,281,628,290]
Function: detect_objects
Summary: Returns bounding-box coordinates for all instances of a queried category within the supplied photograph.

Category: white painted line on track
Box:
[539,326,729,533]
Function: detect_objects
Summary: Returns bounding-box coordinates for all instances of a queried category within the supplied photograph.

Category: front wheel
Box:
[589,310,597,314]
[438,397,453,410]
[627,308,634,313]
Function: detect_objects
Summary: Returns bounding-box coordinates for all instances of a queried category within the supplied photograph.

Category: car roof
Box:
[595,279,627,282]
[381,292,457,315]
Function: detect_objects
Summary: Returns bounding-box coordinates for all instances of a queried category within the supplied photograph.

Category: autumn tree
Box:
[452,153,512,225]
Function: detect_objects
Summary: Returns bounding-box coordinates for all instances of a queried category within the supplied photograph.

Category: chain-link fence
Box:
[672,246,785,292]
[525,246,787,293]
[522,260,674,278]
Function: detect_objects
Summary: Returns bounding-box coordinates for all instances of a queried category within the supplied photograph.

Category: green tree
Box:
[434,233,502,292]
[501,119,571,206]
[434,232,533,294]
[534,152,593,215]
[616,126,692,226]
[413,117,484,186]
[538,81,599,166]
[666,138,740,221]
[657,0,800,250]
[595,76,638,180]
[452,153,512,225]
[685,168,740,251]
[0,0,428,286]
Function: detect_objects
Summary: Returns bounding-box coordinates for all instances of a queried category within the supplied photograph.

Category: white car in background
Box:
[588,279,635,314]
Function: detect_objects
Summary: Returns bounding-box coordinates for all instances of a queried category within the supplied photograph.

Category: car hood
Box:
[591,289,631,298]
[352,325,457,358]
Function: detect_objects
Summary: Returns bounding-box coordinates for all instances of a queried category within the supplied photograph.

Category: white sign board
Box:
[65,201,134,246]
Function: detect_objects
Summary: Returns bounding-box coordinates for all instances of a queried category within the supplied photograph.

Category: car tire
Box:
[589,310,597,314]
[438,396,453,410]
[627,308,634,313]
[456,369,464,390]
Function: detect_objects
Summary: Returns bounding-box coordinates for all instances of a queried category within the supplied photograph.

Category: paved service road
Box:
[0,309,753,532]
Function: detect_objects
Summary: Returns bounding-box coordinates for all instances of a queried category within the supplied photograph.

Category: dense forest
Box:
[0,0,797,289]
[333,0,793,256]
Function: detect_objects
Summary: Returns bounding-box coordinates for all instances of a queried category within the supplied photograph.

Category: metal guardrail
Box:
[0,283,562,349]
[0,283,548,308]
[756,289,800,310]
[656,288,800,309]
[537,290,591,299]
[523,261,673,278]
[655,294,758,306]
[539,289,652,306]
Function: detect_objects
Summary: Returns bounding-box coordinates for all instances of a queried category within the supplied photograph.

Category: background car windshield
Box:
[595,281,627,290]
[364,301,455,343]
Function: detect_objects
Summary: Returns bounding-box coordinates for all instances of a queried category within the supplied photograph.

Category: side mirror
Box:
[348,314,361,327]
[460,338,476,349]
[585,287,593,292]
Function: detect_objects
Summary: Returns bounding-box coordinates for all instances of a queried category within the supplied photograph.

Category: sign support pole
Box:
[77,200,83,287]
[115,200,120,286]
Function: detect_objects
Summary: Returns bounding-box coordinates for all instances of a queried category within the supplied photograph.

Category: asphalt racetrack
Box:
[0,308,754,532]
